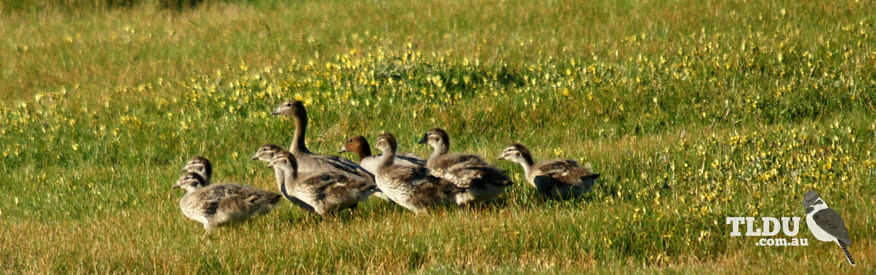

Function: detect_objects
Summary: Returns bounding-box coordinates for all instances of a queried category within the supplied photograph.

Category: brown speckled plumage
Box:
[174,171,281,232]
[270,150,377,215]
[499,143,600,200]
[419,128,512,204]
[375,133,465,213]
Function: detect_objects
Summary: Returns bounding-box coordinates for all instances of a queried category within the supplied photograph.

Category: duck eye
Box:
[285,102,291,106]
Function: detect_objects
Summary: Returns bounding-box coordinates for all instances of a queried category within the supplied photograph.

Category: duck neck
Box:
[518,159,534,180]
[286,164,299,180]
[280,164,299,193]
[516,150,536,179]
[427,143,448,167]
[291,113,310,154]
[378,147,396,169]
[271,165,285,191]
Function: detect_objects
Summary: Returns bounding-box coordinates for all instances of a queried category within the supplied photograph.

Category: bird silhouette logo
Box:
[802,191,855,266]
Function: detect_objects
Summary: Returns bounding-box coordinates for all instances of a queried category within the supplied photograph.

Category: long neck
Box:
[291,113,310,154]
[200,171,211,185]
[280,164,299,194]
[518,158,534,179]
[378,147,396,169]
[275,165,297,201]
[427,143,448,167]
[271,165,285,191]
[285,164,298,180]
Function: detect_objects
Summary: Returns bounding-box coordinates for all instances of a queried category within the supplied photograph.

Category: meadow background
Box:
[1,0,874,273]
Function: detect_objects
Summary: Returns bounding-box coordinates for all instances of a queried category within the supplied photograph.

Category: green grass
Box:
[1,0,875,273]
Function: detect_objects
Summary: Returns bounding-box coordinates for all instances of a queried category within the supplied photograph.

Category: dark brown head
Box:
[418,128,450,151]
[375,133,398,154]
[271,100,307,118]
[498,143,535,165]
[339,135,372,161]
[251,144,285,163]
[182,156,212,182]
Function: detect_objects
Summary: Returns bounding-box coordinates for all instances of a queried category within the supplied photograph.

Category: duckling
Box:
[251,144,287,189]
[173,172,282,232]
[182,156,213,184]
[269,150,377,215]
[374,133,464,214]
[418,128,513,204]
[339,135,426,175]
[271,101,375,182]
[498,143,600,200]
[250,144,316,212]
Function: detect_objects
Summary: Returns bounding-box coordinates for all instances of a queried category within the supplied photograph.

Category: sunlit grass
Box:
[1,0,875,273]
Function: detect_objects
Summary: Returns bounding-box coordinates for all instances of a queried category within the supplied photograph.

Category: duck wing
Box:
[532,161,599,199]
[294,172,377,207]
[409,172,464,208]
[295,153,375,181]
[397,153,427,167]
[193,184,281,218]
[428,153,487,173]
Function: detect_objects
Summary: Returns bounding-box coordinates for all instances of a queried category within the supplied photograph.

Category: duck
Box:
[174,171,282,232]
[271,101,374,182]
[182,156,213,184]
[374,133,464,214]
[269,149,378,215]
[339,135,426,175]
[251,144,287,189]
[250,144,316,212]
[498,143,600,200]
[418,128,513,204]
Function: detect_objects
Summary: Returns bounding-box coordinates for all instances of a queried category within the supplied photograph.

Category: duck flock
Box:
[173,100,601,232]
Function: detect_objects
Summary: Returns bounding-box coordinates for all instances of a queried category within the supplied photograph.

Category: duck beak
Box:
[497,155,505,160]
[250,153,260,160]
[418,134,428,144]
[271,110,281,115]
[338,145,348,154]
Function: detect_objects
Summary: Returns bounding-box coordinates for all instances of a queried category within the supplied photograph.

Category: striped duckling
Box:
[498,143,600,200]
[174,171,282,232]
[339,135,426,176]
[251,144,287,190]
[374,133,464,214]
[419,128,513,204]
[269,150,378,215]
[271,101,375,182]
[251,144,316,212]
[182,156,213,184]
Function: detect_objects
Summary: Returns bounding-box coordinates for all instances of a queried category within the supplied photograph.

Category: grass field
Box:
[1,0,875,273]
